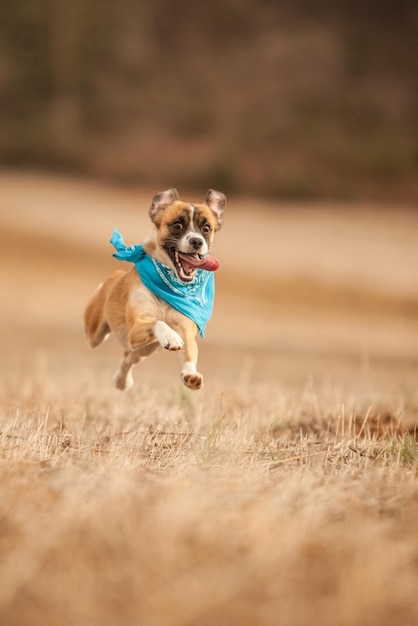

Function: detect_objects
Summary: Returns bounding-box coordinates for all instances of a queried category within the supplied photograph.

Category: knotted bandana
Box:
[110,228,215,337]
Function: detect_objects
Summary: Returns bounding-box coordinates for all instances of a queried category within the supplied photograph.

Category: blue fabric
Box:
[110,228,215,337]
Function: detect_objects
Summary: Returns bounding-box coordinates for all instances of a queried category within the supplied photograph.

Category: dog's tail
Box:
[84,270,124,348]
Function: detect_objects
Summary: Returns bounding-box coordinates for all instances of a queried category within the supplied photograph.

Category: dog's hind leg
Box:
[113,350,140,390]
[113,343,160,390]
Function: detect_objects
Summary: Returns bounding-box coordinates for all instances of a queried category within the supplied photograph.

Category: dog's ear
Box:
[149,188,179,224]
[204,189,226,227]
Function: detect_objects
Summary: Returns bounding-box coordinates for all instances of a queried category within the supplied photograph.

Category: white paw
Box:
[154,321,184,351]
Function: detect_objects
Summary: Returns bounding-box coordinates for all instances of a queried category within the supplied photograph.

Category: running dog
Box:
[84,188,226,390]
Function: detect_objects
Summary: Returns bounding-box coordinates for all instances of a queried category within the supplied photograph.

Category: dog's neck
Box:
[143,230,173,269]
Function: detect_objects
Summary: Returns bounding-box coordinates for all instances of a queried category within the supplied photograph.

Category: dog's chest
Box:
[129,281,172,318]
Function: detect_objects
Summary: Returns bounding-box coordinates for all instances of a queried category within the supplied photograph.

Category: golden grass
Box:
[1,173,417,624]
[1,359,417,626]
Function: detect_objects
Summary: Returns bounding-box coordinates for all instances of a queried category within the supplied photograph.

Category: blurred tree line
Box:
[0,0,416,200]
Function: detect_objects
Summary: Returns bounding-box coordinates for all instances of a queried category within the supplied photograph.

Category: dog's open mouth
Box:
[169,250,220,282]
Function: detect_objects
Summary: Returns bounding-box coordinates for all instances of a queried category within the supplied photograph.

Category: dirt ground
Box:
[0,169,417,392]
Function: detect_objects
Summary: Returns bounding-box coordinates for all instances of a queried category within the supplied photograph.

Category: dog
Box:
[84,188,226,391]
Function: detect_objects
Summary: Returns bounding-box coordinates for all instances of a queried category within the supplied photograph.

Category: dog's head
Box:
[146,188,226,283]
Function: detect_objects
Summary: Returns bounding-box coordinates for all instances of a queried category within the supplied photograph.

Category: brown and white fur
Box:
[84,188,226,391]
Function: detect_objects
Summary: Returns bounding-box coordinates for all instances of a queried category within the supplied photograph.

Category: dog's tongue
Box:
[179,253,219,272]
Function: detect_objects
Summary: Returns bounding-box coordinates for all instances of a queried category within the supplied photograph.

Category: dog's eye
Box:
[201,223,211,234]
[171,221,183,233]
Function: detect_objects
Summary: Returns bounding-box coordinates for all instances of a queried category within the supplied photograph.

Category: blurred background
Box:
[0,0,417,392]
[0,0,416,200]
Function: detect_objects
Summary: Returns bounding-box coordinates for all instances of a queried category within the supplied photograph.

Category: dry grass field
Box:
[0,171,417,626]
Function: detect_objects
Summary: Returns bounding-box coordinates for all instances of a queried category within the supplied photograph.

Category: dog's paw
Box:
[182,372,204,390]
[113,370,133,391]
[181,363,203,390]
[154,321,184,351]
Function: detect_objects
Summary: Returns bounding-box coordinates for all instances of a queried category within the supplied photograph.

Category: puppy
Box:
[84,188,226,390]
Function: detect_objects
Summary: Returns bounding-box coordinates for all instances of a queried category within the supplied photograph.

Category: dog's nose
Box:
[189,237,204,250]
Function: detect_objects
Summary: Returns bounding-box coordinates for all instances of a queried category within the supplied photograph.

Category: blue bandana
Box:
[110,228,215,338]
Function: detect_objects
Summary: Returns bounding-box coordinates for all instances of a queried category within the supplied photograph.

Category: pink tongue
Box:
[179,253,220,272]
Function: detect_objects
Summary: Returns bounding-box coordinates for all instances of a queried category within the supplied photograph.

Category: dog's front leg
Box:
[128,318,184,352]
[181,342,203,390]
[177,320,204,390]
[154,321,184,351]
